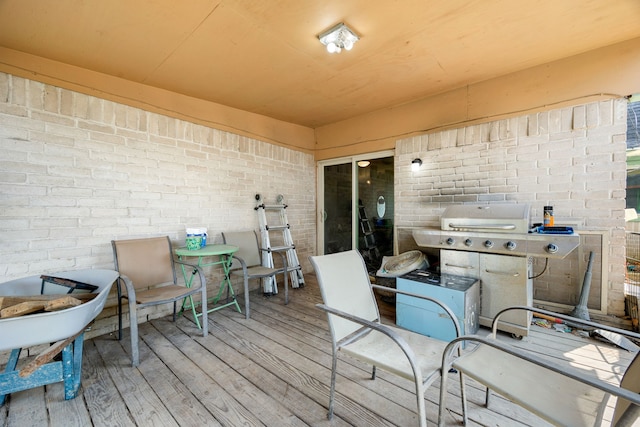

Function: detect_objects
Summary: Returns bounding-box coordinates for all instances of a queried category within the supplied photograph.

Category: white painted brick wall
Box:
[0,73,316,336]
[396,99,628,316]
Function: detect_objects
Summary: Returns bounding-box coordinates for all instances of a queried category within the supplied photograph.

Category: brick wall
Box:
[0,73,316,337]
[395,99,628,317]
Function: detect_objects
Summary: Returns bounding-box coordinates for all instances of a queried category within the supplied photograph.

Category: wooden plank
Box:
[4,385,47,426]
[132,322,236,426]
[44,296,82,311]
[206,309,406,426]
[81,339,137,427]
[0,293,96,304]
[46,380,92,427]
[154,317,313,427]
[19,331,81,378]
[1,301,45,318]
[91,334,180,427]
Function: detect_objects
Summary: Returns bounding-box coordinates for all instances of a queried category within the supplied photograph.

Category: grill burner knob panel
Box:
[546,243,559,254]
[464,239,473,247]
[484,240,494,249]
[505,241,517,251]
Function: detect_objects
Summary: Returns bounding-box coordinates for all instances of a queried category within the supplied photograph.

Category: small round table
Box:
[175,244,240,329]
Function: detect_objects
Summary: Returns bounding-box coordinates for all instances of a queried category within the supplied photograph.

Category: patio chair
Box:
[310,249,463,427]
[222,230,288,319]
[439,305,640,426]
[112,236,208,366]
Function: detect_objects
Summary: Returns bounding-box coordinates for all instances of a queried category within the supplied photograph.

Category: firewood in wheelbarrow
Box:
[44,296,83,311]
[1,301,46,318]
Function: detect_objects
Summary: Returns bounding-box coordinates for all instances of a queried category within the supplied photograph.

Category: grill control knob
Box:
[464,239,473,247]
[546,243,559,254]
[446,237,455,245]
[484,240,494,249]
[505,241,517,251]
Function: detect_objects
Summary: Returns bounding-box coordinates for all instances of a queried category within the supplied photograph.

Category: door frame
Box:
[316,150,394,255]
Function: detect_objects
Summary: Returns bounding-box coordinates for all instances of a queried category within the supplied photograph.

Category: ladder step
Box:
[266,225,289,231]
[268,245,294,252]
[256,195,304,291]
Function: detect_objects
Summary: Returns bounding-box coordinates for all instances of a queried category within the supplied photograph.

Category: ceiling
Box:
[1,0,639,128]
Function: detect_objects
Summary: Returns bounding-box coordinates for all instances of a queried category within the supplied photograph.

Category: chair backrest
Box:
[613,350,640,426]
[112,236,176,289]
[310,250,380,342]
[222,231,262,269]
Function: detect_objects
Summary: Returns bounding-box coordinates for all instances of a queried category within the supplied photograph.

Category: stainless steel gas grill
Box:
[412,203,579,337]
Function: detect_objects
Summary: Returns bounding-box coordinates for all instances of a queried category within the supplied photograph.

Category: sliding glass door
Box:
[317,151,394,271]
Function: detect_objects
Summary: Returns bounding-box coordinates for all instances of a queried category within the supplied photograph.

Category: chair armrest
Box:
[117,274,136,298]
[490,305,640,342]
[441,334,640,408]
[173,260,207,289]
[257,248,288,272]
[316,303,423,378]
[370,284,462,337]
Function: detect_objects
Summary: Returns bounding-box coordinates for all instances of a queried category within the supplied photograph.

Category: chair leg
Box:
[128,300,139,367]
[328,352,338,420]
[460,372,469,425]
[116,279,123,341]
[244,274,250,320]
[415,382,427,427]
[438,366,450,427]
[200,284,208,336]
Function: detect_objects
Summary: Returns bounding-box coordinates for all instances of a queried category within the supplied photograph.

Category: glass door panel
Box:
[357,157,394,271]
[322,162,352,254]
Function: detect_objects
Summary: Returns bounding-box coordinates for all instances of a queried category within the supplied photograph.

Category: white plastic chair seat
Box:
[342,327,447,381]
[453,342,605,426]
[439,306,640,427]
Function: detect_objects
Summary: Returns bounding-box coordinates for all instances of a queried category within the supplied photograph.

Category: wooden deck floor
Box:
[1,274,636,426]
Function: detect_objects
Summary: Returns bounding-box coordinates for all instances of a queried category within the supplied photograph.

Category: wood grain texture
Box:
[0,273,634,426]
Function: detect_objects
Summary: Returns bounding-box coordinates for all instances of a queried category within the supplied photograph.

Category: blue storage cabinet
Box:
[396,271,480,343]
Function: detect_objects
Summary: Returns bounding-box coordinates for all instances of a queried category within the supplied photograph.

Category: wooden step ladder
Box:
[255,194,304,293]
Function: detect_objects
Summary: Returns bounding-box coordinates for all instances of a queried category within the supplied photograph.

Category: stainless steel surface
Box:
[411,203,580,337]
[413,228,579,258]
[441,203,530,233]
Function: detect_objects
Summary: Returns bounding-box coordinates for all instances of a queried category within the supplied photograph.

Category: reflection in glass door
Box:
[318,152,394,270]
[356,156,394,271]
[322,162,353,254]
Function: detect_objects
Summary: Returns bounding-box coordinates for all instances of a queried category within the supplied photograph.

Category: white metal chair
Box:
[310,249,463,427]
[222,230,288,319]
[112,236,208,366]
[439,306,640,426]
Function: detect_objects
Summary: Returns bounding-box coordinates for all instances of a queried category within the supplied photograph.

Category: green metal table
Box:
[175,244,240,329]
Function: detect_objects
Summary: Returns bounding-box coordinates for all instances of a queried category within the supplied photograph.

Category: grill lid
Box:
[441,203,531,233]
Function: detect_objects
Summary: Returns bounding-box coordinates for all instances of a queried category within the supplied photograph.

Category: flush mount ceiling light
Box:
[411,158,423,171]
[318,23,359,53]
[357,160,370,167]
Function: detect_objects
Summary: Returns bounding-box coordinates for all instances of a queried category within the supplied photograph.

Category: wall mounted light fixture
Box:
[318,23,359,53]
[357,160,370,167]
[411,158,423,171]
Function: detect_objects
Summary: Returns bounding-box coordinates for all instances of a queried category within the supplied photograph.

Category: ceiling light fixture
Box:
[357,160,370,167]
[411,158,423,171]
[318,23,359,54]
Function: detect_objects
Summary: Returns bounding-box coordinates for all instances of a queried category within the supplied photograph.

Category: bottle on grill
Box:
[544,206,554,227]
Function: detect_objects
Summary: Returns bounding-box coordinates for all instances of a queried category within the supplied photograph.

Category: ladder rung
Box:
[268,245,294,252]
[266,225,289,231]
[259,204,288,210]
